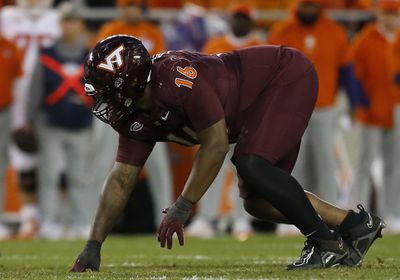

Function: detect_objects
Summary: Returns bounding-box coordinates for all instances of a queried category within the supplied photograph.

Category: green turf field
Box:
[0,234,399,279]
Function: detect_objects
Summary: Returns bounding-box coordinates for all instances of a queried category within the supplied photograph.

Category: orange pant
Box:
[4,167,21,214]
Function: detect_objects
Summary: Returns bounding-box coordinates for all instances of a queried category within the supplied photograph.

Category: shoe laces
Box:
[298,238,317,261]
[357,204,366,214]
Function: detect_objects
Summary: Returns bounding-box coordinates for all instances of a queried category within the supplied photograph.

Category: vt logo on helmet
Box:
[97,45,125,73]
[84,35,152,125]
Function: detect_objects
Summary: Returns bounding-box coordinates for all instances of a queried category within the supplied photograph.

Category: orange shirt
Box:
[0,37,23,109]
[351,24,397,128]
[390,33,400,104]
[323,0,372,9]
[202,33,263,54]
[257,0,292,9]
[148,0,183,7]
[97,20,166,56]
[268,15,349,108]
[158,0,370,9]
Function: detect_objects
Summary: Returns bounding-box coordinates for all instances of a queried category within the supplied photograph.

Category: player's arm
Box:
[71,162,141,272]
[90,162,141,243]
[158,62,228,249]
[182,118,229,202]
[158,118,228,249]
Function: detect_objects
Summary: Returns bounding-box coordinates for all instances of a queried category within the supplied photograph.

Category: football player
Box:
[0,0,60,239]
[94,0,173,229]
[71,35,385,271]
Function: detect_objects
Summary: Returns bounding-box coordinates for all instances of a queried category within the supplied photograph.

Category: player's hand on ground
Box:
[70,240,101,272]
[158,211,185,249]
[157,196,193,249]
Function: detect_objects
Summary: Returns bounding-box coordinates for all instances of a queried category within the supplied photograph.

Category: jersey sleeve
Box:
[155,55,226,132]
[182,74,225,132]
[116,134,155,166]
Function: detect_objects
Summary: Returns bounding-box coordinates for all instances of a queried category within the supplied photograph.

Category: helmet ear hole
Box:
[114,77,124,88]
[124,98,133,107]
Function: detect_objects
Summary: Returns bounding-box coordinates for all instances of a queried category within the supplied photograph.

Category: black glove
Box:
[11,126,38,153]
[70,240,101,272]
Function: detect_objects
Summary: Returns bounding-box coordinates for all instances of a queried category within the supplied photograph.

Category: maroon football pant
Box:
[233,47,318,198]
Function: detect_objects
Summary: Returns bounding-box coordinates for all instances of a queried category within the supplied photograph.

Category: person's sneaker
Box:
[0,223,13,241]
[16,216,40,240]
[186,218,215,239]
[287,235,349,270]
[382,217,400,235]
[232,218,254,241]
[339,204,386,267]
[276,224,302,236]
[38,221,64,241]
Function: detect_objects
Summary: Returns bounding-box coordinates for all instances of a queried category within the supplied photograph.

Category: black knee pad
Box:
[234,155,267,179]
[19,170,37,194]
[234,155,276,195]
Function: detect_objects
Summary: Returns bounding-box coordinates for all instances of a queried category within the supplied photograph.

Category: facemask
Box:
[296,11,320,26]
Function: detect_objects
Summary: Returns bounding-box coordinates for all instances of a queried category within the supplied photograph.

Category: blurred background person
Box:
[26,2,93,239]
[268,0,351,234]
[0,0,60,239]
[390,3,400,234]
[186,3,263,239]
[202,3,262,53]
[97,0,165,53]
[94,0,173,228]
[163,2,227,51]
[0,28,24,240]
[346,0,400,233]
[323,0,373,9]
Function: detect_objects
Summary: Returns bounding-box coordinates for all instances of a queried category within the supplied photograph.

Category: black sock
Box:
[235,155,334,240]
[304,217,336,240]
[339,210,363,234]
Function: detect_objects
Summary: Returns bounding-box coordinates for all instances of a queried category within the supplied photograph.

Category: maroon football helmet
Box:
[84,35,152,124]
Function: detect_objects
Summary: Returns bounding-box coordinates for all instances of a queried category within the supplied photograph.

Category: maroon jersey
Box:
[115,46,316,167]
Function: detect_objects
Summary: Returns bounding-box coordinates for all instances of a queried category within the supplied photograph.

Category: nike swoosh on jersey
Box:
[161,111,170,121]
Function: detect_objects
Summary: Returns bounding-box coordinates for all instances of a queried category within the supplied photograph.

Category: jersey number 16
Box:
[175,66,197,89]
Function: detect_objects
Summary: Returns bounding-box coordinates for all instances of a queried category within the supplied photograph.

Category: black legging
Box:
[235,154,331,237]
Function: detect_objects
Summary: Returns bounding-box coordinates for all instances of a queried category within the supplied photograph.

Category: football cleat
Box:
[16,217,39,240]
[340,204,386,267]
[287,234,349,270]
